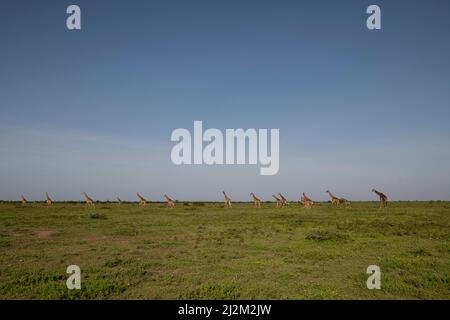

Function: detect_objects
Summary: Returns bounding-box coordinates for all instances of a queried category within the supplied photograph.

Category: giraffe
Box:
[272,195,283,207]
[278,193,289,206]
[299,195,305,207]
[136,193,148,206]
[82,192,95,208]
[301,192,314,208]
[164,194,176,208]
[45,192,53,207]
[222,191,232,208]
[299,194,306,207]
[21,195,28,204]
[326,190,341,206]
[250,192,261,208]
[116,197,123,205]
[372,188,388,208]
[339,197,351,206]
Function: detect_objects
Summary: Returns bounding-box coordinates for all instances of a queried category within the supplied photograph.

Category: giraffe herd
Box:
[17,189,389,209]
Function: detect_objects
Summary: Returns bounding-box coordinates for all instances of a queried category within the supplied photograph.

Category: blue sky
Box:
[1,0,450,201]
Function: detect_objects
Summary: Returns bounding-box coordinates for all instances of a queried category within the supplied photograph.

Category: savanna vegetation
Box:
[0,201,448,299]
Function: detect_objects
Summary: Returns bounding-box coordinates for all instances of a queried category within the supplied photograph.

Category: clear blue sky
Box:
[1,0,450,201]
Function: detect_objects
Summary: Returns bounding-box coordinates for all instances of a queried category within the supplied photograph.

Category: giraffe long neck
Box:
[327,191,337,199]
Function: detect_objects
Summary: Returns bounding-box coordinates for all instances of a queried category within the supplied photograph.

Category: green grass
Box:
[0,201,449,299]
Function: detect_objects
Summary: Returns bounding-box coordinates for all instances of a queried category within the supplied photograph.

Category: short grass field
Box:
[0,201,449,299]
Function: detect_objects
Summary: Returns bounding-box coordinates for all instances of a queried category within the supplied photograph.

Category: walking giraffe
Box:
[164,194,176,208]
[222,191,232,208]
[250,192,261,208]
[272,194,283,207]
[372,188,388,208]
[300,192,314,208]
[278,193,289,206]
[136,193,148,206]
[45,192,53,207]
[21,195,28,204]
[82,192,95,208]
[326,190,351,206]
[326,190,340,206]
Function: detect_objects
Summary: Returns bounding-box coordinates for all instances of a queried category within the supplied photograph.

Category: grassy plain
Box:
[0,201,449,299]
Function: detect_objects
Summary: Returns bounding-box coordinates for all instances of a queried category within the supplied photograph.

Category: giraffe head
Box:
[371,188,376,193]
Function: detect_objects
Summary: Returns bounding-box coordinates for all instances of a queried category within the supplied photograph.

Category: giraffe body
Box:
[339,198,351,206]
